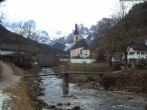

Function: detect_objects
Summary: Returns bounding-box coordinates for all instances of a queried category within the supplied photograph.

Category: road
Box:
[0,61,20,90]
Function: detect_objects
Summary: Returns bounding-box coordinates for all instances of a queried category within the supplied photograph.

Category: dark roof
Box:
[72,39,89,49]
[130,42,147,51]
[73,24,79,35]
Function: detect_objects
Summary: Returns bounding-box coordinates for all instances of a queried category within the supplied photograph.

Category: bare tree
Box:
[96,18,118,65]
[6,20,37,67]
[112,1,144,69]
[0,11,6,24]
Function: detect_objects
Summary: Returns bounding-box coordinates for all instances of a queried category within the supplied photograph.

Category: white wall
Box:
[60,58,70,62]
[80,49,90,58]
[0,50,15,55]
[70,58,96,63]
[70,47,83,58]
[127,47,147,59]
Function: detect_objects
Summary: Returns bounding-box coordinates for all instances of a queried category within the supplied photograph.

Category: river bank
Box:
[66,67,147,95]
[0,61,33,110]
[99,69,147,94]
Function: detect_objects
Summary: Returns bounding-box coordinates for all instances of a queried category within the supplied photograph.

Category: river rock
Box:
[71,106,80,110]
[57,103,63,106]
[90,81,96,85]
[68,95,78,99]
[54,107,63,110]
[46,105,56,109]
[64,102,71,106]
[128,96,134,99]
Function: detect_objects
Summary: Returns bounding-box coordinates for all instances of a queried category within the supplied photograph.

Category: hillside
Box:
[0,24,65,66]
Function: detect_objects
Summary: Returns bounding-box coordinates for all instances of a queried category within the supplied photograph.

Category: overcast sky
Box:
[0,0,139,38]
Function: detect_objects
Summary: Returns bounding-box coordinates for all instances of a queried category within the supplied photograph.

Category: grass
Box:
[120,68,147,74]
[3,64,34,110]
[68,63,109,68]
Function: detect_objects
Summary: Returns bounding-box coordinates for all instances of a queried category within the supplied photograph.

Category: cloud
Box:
[1,0,133,38]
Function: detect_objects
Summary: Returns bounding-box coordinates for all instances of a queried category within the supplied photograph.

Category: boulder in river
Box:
[68,95,78,99]
[68,106,80,110]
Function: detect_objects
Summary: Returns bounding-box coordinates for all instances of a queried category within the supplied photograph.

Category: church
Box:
[70,24,90,58]
[70,24,95,63]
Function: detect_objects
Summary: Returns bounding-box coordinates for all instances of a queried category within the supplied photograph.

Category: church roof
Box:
[74,24,79,35]
[72,39,89,49]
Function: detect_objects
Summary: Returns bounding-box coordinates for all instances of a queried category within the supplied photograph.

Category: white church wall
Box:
[70,47,83,58]
[80,50,90,58]
[70,58,96,63]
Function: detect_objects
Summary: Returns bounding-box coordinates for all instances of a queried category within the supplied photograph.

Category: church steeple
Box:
[74,24,79,35]
[73,24,80,44]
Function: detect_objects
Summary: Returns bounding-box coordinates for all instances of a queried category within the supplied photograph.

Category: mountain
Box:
[46,24,97,51]
[38,31,52,45]
[52,42,65,50]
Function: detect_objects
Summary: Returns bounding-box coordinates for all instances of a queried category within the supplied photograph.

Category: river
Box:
[39,68,147,110]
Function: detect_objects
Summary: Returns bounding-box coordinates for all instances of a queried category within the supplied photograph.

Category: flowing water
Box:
[39,68,147,110]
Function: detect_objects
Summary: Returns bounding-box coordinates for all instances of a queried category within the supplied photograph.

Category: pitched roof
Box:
[130,42,147,51]
[71,39,89,49]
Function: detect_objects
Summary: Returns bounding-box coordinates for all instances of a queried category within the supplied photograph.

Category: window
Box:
[129,52,134,55]
[137,51,140,54]
[76,36,78,41]
[141,52,144,55]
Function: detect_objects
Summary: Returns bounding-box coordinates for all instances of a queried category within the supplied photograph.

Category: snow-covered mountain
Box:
[38,24,97,51]
[38,30,53,45]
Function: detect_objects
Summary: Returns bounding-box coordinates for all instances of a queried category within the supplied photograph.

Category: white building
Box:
[70,24,90,58]
[70,24,95,63]
[0,49,15,56]
[127,41,147,62]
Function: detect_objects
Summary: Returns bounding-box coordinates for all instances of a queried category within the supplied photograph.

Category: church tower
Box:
[73,24,80,45]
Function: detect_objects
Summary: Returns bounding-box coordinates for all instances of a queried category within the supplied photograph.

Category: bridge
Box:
[24,67,112,77]
[24,67,112,94]
[61,67,112,74]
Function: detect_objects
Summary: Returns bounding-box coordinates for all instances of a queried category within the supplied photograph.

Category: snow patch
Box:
[64,43,73,51]
[0,91,11,110]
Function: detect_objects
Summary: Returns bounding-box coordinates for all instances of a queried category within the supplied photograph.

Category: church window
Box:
[76,36,78,41]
